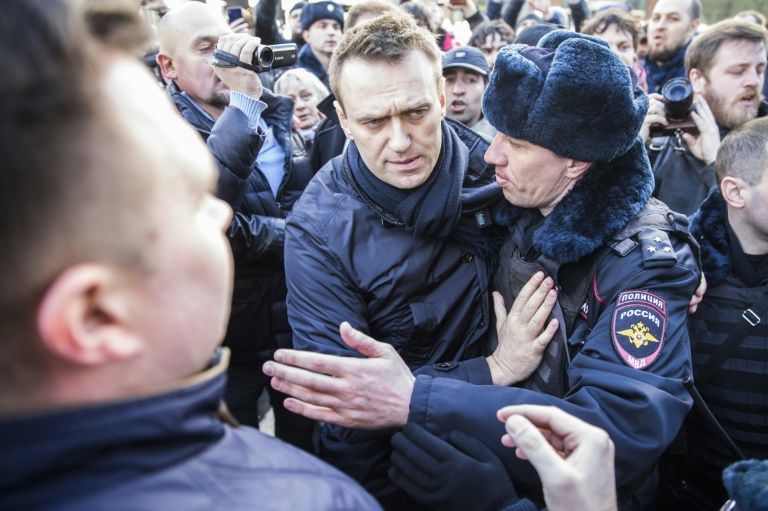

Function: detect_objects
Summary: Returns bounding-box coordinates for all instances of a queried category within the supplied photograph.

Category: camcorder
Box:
[212,43,297,73]
[649,78,699,138]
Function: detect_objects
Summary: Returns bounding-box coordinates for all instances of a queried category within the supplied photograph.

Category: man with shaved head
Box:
[156,2,315,449]
[0,0,378,509]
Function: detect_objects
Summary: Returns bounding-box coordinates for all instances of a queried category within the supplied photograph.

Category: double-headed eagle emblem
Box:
[617,322,659,349]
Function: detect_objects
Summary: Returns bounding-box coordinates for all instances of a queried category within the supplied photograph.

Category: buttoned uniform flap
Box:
[637,229,678,268]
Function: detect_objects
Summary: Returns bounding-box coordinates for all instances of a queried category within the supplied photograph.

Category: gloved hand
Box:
[389,423,520,511]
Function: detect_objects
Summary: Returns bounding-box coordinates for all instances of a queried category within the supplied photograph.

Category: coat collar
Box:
[0,349,231,507]
[689,188,731,285]
[494,138,654,265]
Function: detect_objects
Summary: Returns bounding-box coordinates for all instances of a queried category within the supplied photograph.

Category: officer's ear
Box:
[564,160,592,180]
[335,100,353,140]
[720,176,748,210]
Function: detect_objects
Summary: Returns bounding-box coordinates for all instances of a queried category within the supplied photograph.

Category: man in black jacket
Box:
[645,19,767,216]
[156,2,314,449]
[679,116,768,508]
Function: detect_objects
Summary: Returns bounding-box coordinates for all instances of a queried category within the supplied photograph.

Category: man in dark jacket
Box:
[266,30,701,511]
[678,117,768,508]
[283,12,559,509]
[296,1,343,89]
[644,0,700,93]
[156,2,314,449]
[0,1,379,510]
[645,19,767,217]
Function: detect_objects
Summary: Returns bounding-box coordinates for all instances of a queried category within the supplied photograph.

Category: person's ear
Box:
[720,176,748,209]
[302,30,310,43]
[689,68,706,94]
[565,160,592,180]
[335,100,353,140]
[156,52,177,81]
[439,76,447,117]
[36,264,144,366]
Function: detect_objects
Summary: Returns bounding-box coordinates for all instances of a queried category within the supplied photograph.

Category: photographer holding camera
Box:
[156,2,315,451]
[645,19,768,217]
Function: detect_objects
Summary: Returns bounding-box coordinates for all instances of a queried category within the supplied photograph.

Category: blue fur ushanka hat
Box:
[483,30,649,162]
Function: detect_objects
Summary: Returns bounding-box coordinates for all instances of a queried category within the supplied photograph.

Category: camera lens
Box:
[661,78,694,122]
[253,46,274,68]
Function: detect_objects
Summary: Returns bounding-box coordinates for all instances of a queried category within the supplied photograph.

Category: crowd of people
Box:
[1,0,767,510]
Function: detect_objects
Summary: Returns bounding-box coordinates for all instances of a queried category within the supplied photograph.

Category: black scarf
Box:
[342,119,501,267]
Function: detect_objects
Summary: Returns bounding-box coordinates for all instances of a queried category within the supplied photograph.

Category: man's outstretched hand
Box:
[263,322,414,429]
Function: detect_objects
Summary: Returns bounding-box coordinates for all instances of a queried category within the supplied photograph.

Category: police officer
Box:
[264,31,701,511]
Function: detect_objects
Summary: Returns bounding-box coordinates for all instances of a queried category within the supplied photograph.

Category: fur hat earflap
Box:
[483,30,649,162]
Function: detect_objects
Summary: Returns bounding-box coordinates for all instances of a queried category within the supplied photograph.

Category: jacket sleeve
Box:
[207,104,287,262]
[208,106,263,208]
[407,254,698,490]
[285,215,370,355]
[502,0,525,28]
[568,0,589,32]
[254,0,286,45]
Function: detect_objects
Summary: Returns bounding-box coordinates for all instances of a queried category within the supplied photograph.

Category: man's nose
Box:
[388,119,411,153]
[744,67,762,88]
[483,133,507,166]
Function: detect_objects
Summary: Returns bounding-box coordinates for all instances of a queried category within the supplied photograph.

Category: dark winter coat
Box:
[0,350,380,511]
[681,189,768,504]
[285,118,502,508]
[169,83,313,362]
[296,44,330,89]
[309,92,347,173]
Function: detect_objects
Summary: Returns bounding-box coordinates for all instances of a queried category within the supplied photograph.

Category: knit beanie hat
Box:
[300,1,344,31]
[483,30,648,162]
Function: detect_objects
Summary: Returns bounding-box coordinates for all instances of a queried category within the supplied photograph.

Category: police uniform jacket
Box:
[0,350,380,511]
[285,118,503,507]
[406,140,700,511]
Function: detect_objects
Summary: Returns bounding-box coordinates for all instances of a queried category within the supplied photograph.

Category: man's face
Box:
[648,0,698,63]
[695,39,766,129]
[594,24,636,67]
[484,133,574,213]
[170,15,231,111]
[303,19,342,57]
[479,32,508,69]
[336,50,445,189]
[742,164,768,244]
[105,58,234,376]
[289,8,303,37]
[444,68,486,127]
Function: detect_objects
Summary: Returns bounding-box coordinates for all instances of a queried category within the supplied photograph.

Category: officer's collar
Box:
[494,137,653,264]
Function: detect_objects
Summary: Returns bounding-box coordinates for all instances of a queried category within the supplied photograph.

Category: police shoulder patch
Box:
[611,290,666,370]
